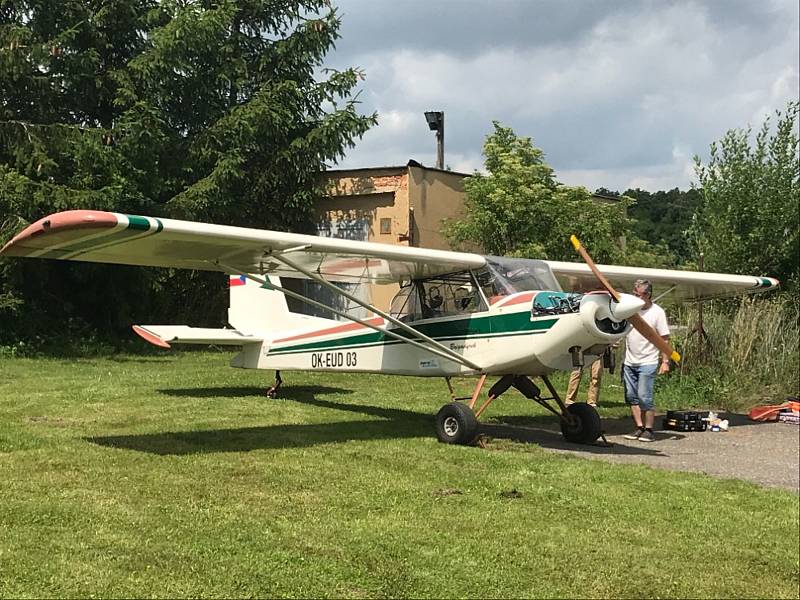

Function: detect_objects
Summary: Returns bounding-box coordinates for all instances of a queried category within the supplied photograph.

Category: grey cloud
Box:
[330,0,630,60]
[325,0,799,191]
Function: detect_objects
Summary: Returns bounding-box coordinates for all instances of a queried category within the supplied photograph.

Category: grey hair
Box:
[634,279,653,296]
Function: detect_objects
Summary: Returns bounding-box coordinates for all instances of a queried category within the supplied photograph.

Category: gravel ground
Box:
[481,412,800,492]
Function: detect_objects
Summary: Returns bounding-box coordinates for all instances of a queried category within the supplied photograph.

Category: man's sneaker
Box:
[624,427,644,440]
[638,429,656,442]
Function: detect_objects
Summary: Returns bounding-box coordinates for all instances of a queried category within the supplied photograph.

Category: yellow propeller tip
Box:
[671,351,681,363]
[569,235,581,250]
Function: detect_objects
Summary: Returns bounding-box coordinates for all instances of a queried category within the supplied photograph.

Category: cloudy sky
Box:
[324,0,799,192]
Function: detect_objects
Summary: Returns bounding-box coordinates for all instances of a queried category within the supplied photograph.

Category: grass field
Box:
[1,351,798,598]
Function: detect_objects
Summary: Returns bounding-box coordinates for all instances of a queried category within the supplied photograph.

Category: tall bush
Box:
[665,295,799,409]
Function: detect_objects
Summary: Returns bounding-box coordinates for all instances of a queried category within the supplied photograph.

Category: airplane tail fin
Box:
[227,274,334,334]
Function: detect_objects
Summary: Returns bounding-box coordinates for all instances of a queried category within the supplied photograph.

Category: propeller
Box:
[570,235,681,363]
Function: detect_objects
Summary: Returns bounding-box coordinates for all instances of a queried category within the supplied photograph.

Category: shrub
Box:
[665,294,798,410]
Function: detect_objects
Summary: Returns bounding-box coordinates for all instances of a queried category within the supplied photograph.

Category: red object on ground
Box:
[749,400,800,422]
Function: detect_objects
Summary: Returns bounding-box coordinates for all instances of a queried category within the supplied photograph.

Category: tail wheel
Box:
[435,402,479,445]
[560,402,602,444]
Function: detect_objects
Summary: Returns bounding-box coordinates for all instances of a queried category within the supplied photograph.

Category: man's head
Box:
[633,279,653,306]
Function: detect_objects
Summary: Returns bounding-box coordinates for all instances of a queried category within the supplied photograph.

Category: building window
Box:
[380,218,392,234]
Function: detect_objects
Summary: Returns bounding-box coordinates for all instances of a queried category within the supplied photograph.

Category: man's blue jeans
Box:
[623,363,658,411]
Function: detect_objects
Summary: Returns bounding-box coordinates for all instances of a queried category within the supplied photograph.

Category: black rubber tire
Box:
[435,402,479,445]
[560,402,602,444]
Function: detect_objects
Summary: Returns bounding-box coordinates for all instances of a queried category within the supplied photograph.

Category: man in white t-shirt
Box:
[622,279,671,442]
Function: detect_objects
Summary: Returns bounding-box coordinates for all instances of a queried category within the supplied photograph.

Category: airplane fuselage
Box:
[232,290,632,377]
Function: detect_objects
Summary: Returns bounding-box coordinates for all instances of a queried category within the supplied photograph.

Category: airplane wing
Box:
[0,210,486,283]
[545,260,779,302]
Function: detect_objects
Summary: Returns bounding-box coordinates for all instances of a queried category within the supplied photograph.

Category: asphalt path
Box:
[480,412,800,492]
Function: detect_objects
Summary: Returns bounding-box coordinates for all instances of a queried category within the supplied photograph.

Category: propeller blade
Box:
[628,313,681,363]
[569,235,620,302]
[570,235,681,363]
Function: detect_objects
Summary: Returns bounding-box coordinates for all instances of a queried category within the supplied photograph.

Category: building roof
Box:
[325,161,620,203]
[324,159,472,178]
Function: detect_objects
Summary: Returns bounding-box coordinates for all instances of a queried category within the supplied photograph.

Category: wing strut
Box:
[269,251,483,371]
[653,285,677,303]
[215,262,482,372]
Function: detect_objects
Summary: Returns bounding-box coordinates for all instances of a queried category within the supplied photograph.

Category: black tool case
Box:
[662,410,709,432]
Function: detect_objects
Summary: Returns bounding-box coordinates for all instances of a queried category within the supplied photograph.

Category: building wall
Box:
[320,168,412,246]
[407,165,468,250]
[315,165,469,314]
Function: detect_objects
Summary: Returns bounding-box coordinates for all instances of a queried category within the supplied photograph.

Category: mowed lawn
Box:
[1,351,797,598]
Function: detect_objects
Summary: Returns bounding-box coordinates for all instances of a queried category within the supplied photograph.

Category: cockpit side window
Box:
[389,283,421,322]
[389,272,485,322]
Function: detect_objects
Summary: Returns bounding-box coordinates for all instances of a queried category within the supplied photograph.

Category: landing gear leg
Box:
[474,374,514,418]
[266,370,282,398]
[444,377,456,401]
[539,375,602,444]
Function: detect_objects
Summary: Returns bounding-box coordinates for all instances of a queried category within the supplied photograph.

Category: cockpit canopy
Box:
[388,257,561,322]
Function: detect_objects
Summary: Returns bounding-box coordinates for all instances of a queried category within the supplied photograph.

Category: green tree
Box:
[623,187,701,265]
[0,1,376,348]
[690,102,799,287]
[445,122,638,264]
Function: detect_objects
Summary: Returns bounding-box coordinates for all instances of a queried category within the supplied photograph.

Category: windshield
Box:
[478,257,561,296]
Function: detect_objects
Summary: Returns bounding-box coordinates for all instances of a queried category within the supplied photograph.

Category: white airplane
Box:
[1,210,779,445]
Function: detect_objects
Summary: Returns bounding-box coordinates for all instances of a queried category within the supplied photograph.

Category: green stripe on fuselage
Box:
[268,328,550,356]
[269,311,559,355]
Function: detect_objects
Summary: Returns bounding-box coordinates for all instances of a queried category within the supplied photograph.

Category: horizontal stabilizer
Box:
[132,325,263,348]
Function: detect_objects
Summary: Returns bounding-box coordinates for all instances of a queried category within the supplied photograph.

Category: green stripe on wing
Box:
[40,214,163,259]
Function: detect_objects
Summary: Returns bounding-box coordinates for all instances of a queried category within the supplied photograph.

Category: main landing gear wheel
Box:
[560,402,602,444]
[435,402,479,445]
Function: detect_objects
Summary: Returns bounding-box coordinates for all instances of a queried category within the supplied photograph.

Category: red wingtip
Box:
[1,210,118,255]
[132,325,171,349]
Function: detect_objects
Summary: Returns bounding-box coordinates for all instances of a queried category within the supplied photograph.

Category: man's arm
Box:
[659,335,671,374]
